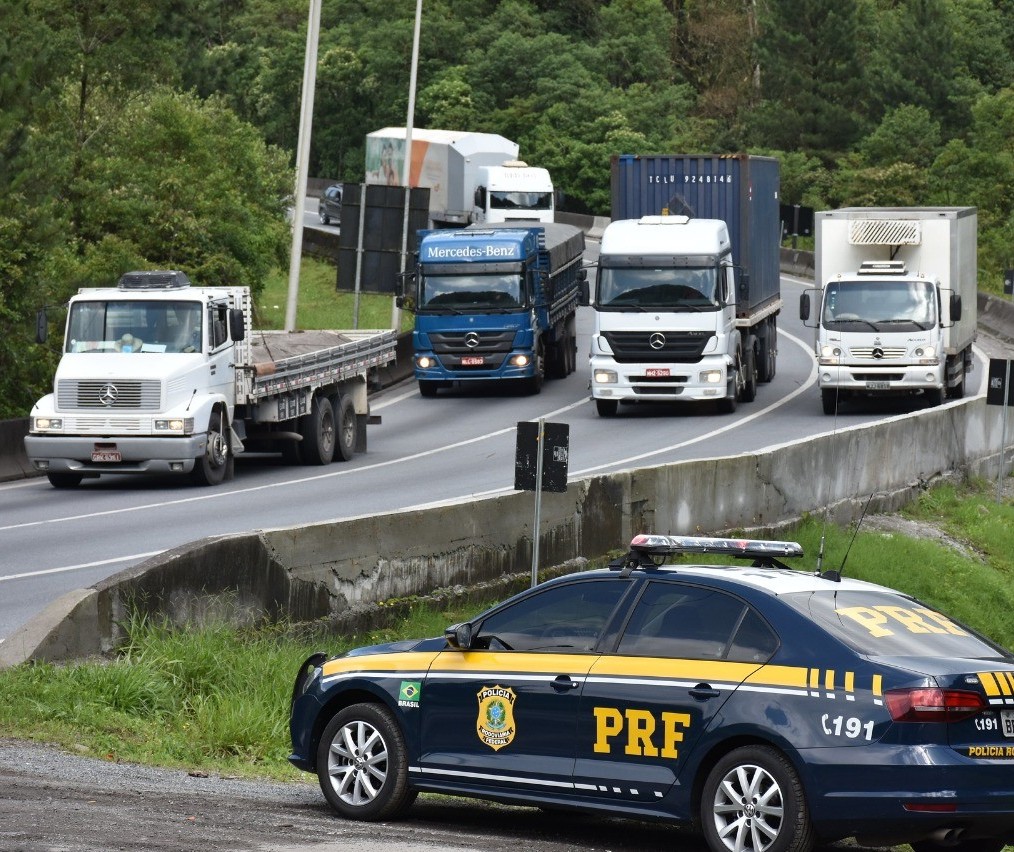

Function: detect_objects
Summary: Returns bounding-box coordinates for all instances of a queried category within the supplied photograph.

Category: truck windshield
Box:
[419,273,524,311]
[489,191,552,212]
[822,279,936,331]
[66,300,203,353]
[597,267,718,310]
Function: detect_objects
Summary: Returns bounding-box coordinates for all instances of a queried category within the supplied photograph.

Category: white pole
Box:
[394,0,423,331]
[285,0,322,332]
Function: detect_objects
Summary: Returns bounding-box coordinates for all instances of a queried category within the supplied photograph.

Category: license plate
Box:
[461,355,484,366]
[91,446,121,463]
[1002,709,1014,738]
[865,381,890,390]
[646,368,670,378]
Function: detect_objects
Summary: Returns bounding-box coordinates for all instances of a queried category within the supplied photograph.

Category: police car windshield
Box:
[785,590,1011,660]
[420,273,524,311]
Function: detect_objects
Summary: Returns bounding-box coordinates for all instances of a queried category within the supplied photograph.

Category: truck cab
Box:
[588,216,748,416]
[473,161,554,224]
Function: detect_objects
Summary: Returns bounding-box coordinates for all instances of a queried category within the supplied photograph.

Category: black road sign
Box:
[515,421,570,493]
[987,358,1014,406]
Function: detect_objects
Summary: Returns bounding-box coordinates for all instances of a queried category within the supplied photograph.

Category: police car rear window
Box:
[784,590,1011,659]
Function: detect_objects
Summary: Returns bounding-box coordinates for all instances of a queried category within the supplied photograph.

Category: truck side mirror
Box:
[35,308,48,344]
[799,292,810,322]
[579,279,590,307]
[738,270,750,302]
[229,308,246,342]
[950,293,962,324]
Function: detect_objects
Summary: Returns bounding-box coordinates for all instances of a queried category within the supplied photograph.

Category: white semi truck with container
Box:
[25,270,397,487]
[799,207,977,414]
[587,154,782,416]
[365,128,554,226]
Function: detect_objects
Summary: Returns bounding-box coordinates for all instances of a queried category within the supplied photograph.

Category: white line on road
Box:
[0,551,164,582]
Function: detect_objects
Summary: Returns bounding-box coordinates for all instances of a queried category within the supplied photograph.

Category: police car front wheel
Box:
[701,745,815,852]
[316,702,416,820]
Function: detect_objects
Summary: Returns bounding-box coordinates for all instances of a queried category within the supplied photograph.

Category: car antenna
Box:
[823,491,875,581]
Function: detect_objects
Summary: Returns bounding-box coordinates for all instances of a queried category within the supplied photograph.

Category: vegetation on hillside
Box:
[5,0,1014,417]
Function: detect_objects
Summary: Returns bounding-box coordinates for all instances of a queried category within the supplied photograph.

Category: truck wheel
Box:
[565,317,577,375]
[332,394,356,462]
[525,344,545,394]
[192,409,231,486]
[316,702,416,821]
[924,388,944,407]
[947,375,965,399]
[47,472,83,488]
[757,317,777,382]
[300,396,335,465]
[595,398,618,417]
[741,346,757,403]
[717,382,738,414]
[821,389,838,415]
[418,380,439,398]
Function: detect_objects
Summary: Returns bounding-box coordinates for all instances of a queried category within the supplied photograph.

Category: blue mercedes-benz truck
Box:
[403,223,586,396]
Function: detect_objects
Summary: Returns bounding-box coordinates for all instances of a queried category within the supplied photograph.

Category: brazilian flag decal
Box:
[399,680,422,705]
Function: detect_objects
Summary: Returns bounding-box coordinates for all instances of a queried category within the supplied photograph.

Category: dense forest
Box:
[3,0,1014,417]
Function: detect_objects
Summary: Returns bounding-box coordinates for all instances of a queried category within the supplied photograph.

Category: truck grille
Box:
[603,331,712,364]
[849,347,907,359]
[57,380,162,410]
[429,331,515,355]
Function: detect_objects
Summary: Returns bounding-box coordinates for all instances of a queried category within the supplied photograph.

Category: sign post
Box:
[515,420,570,586]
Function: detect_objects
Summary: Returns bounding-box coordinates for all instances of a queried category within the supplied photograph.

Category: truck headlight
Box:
[32,417,63,432]
[593,369,617,384]
[154,417,194,434]
[510,354,531,367]
[820,345,843,359]
[699,369,723,384]
[914,345,938,364]
[416,355,437,369]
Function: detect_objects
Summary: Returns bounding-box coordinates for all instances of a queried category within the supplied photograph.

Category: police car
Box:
[288,535,1014,852]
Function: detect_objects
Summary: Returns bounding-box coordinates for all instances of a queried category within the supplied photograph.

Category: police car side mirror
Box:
[444,622,473,650]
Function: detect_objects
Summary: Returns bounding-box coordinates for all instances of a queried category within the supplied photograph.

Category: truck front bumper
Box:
[818,362,944,394]
[414,351,536,383]
[24,434,207,475]
[589,355,729,404]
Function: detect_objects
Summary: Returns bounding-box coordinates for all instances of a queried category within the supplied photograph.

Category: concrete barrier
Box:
[0,418,33,482]
[2,391,1008,667]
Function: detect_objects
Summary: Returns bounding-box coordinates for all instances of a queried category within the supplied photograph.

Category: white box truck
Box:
[25,270,397,487]
[800,207,977,414]
[365,128,554,226]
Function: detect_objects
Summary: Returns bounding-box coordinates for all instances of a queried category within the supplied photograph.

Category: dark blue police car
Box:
[289,535,1014,852]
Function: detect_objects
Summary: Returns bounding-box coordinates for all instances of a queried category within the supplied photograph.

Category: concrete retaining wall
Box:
[2,392,1008,668]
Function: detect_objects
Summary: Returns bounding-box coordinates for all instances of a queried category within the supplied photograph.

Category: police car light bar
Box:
[610,534,804,575]
[629,534,804,559]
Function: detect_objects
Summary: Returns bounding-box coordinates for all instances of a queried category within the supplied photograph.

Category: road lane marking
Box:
[0,551,164,582]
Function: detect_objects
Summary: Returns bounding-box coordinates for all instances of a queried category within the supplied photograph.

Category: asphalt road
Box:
[0,262,985,642]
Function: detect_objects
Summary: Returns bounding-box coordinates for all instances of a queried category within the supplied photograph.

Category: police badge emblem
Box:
[476,685,517,751]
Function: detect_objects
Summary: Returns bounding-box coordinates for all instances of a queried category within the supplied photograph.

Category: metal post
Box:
[531,417,545,587]
[353,186,367,329]
[395,0,423,331]
[285,0,322,332]
[998,360,1011,504]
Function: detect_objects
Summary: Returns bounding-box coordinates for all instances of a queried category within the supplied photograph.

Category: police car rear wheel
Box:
[701,745,814,852]
[316,703,416,820]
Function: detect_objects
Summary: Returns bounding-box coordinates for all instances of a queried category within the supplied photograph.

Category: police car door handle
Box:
[689,683,720,701]
[551,675,580,691]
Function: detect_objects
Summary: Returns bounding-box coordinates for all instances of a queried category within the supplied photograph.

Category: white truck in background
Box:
[365,128,554,226]
[800,207,977,414]
[25,270,397,488]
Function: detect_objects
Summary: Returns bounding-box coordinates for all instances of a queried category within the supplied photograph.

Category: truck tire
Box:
[332,393,356,462]
[525,343,545,394]
[418,380,439,398]
[192,409,231,486]
[47,472,83,488]
[757,317,777,382]
[741,346,758,403]
[947,374,965,399]
[924,388,944,407]
[717,382,738,414]
[595,398,618,417]
[565,316,577,375]
[299,396,335,465]
[821,389,838,415]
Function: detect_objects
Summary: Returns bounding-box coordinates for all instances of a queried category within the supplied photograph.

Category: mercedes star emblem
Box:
[464,332,480,349]
[649,332,666,350]
[98,383,119,406]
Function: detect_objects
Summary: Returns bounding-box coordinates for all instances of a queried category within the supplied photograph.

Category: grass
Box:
[254,256,413,333]
[2,476,1014,851]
